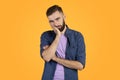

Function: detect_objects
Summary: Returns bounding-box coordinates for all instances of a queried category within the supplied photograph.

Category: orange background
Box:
[0,0,120,80]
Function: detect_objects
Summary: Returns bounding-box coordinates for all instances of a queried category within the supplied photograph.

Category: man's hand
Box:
[43,45,49,50]
[52,54,57,61]
[53,27,61,37]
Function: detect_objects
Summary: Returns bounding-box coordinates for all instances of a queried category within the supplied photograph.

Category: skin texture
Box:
[42,11,84,70]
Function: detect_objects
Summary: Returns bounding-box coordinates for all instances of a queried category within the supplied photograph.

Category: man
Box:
[40,5,86,80]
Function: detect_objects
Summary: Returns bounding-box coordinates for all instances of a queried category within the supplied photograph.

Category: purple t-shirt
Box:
[53,34,67,80]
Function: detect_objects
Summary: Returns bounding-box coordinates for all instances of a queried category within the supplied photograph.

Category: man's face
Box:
[47,11,65,32]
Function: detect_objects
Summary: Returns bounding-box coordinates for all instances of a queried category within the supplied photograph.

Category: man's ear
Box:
[63,15,66,19]
[63,14,66,19]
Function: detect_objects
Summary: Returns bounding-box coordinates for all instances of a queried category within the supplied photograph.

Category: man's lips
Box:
[56,25,62,28]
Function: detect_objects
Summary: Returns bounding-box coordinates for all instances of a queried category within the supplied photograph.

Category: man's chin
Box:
[59,27,65,32]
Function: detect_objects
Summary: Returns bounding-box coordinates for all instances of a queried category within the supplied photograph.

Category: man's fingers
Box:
[43,45,49,50]
[53,27,59,32]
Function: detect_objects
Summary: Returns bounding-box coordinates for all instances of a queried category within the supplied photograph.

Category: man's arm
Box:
[51,31,85,70]
[52,56,84,70]
[42,35,60,62]
[42,27,61,62]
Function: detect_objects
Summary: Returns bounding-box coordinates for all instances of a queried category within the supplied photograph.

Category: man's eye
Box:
[49,21,53,23]
[56,18,60,21]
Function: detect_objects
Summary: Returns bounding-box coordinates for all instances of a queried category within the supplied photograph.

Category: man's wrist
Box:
[56,33,61,38]
[52,56,57,61]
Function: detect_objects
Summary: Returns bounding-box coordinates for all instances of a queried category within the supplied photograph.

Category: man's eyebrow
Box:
[55,17,60,20]
[49,20,54,22]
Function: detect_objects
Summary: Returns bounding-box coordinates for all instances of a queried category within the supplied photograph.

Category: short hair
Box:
[46,5,64,16]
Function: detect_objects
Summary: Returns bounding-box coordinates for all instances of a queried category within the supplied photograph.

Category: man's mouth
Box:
[56,25,62,28]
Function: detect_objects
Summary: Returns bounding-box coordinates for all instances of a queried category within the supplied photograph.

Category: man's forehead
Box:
[48,11,63,20]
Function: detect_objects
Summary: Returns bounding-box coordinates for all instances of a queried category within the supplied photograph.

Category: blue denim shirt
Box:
[40,26,86,80]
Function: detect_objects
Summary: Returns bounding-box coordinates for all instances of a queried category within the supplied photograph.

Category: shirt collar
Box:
[64,25,71,37]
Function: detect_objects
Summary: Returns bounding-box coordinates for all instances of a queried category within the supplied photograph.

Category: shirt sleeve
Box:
[40,32,50,58]
[76,33,86,68]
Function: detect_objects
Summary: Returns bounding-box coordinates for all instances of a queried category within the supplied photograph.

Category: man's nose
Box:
[54,21,59,26]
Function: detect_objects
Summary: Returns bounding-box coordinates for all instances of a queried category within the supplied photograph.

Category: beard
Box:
[56,20,66,32]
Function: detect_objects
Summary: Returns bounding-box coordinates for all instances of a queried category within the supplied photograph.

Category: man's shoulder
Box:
[68,29,83,37]
[41,30,54,36]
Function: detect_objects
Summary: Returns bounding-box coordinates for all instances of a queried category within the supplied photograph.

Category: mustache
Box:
[55,25,62,27]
